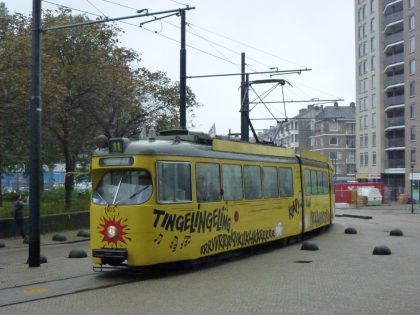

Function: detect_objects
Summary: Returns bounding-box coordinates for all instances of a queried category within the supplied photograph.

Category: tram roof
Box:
[94,135,328,165]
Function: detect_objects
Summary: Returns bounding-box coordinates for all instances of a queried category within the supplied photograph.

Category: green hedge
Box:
[0,188,90,219]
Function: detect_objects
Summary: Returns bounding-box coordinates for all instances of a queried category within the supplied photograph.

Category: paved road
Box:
[1,205,420,314]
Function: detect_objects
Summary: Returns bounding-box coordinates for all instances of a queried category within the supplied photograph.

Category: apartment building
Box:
[258,104,356,181]
[273,104,322,149]
[310,103,357,181]
[355,0,420,200]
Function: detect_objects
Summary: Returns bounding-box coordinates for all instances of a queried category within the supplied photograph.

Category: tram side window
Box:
[196,163,221,202]
[279,167,293,197]
[222,164,243,200]
[322,172,329,194]
[157,161,192,203]
[304,169,311,195]
[311,170,319,194]
[263,166,278,198]
[244,165,262,199]
[317,171,325,194]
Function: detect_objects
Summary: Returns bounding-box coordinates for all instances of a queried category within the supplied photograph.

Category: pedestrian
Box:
[10,194,26,238]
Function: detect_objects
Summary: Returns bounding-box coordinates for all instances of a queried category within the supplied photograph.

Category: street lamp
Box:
[411,163,415,214]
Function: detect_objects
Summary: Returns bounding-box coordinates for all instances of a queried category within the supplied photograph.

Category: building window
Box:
[409,37,415,53]
[371,94,376,108]
[411,149,416,164]
[359,135,363,148]
[358,5,366,21]
[370,17,375,32]
[360,153,364,167]
[371,56,375,70]
[371,36,375,52]
[370,0,376,13]
[364,115,368,129]
[372,132,376,147]
[410,103,416,118]
[364,134,368,147]
[409,15,415,31]
[372,152,377,166]
[329,121,338,131]
[410,59,416,75]
[410,81,416,97]
[411,126,416,141]
[364,152,368,166]
[330,137,338,145]
[371,113,376,128]
[409,0,415,9]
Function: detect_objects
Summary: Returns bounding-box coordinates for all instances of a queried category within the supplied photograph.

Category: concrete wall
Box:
[0,211,89,238]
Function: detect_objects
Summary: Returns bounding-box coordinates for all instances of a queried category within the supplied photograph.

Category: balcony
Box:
[386,158,405,168]
[384,74,404,88]
[384,11,403,28]
[384,32,404,47]
[383,0,402,7]
[384,52,404,68]
[385,116,405,128]
[385,137,405,148]
[384,95,404,108]
[383,0,403,14]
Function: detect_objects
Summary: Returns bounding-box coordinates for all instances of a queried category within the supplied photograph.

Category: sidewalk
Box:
[0,228,90,250]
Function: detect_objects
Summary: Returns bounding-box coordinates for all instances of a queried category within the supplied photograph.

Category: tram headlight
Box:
[107,225,118,239]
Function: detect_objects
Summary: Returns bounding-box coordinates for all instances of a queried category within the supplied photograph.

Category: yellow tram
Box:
[90,130,334,268]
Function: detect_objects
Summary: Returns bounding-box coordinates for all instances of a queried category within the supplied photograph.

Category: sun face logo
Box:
[97,214,131,247]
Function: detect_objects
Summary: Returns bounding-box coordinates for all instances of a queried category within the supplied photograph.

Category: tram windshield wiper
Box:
[115,185,150,205]
[94,191,108,205]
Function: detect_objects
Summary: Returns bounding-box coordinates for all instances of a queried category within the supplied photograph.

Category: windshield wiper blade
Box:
[112,177,123,205]
[115,186,150,205]
[95,191,108,205]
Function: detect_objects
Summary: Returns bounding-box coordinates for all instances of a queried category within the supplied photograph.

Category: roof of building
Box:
[315,105,355,121]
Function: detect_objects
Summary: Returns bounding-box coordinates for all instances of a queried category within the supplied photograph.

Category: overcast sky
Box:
[4,0,356,135]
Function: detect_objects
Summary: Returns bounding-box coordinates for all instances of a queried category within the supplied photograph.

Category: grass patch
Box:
[0,188,90,219]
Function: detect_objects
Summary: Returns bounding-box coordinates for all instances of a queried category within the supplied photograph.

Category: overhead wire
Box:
[41,0,242,67]
[41,0,341,130]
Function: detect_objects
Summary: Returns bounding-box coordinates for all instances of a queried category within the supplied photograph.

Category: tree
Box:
[0,7,201,207]
[0,6,31,205]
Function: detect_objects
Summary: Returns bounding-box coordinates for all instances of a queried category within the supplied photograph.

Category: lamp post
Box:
[411,163,414,214]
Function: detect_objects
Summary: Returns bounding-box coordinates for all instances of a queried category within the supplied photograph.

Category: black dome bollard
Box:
[26,255,48,264]
[301,241,319,251]
[344,227,358,234]
[68,248,88,258]
[77,230,90,238]
[373,245,391,255]
[40,255,48,264]
[52,234,68,242]
[390,229,403,236]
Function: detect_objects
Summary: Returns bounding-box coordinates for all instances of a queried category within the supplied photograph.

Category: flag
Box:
[208,123,216,138]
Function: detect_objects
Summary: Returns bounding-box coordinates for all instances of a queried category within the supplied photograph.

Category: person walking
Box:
[10,194,26,238]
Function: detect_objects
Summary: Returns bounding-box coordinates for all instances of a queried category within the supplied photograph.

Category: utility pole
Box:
[240,53,249,141]
[180,9,187,130]
[29,0,42,267]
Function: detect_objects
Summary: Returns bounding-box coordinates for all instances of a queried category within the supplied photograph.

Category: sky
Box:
[3,0,356,136]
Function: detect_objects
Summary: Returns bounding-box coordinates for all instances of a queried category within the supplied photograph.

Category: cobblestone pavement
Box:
[1,204,420,314]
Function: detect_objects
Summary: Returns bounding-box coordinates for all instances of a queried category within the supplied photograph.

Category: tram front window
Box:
[92,170,152,205]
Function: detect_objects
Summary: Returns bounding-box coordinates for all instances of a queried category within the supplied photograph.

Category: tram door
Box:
[302,167,331,233]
